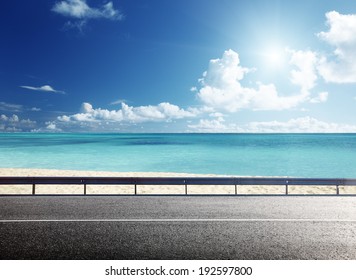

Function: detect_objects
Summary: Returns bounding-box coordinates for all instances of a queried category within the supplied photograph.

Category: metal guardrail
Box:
[0,176,356,196]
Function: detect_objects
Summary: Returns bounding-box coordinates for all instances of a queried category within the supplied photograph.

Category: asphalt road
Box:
[0,196,356,259]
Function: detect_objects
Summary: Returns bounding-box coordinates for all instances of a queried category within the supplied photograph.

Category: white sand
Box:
[0,168,355,195]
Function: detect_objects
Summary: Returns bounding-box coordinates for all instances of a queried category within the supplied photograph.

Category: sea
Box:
[1,133,356,178]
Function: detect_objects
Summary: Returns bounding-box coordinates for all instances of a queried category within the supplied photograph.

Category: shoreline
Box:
[0,168,355,195]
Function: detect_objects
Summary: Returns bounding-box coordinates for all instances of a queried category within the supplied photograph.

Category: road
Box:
[0,196,356,259]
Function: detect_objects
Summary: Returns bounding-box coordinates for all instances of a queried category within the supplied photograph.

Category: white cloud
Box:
[110,99,127,105]
[196,49,312,112]
[52,0,124,28]
[242,117,356,133]
[56,102,198,130]
[188,116,356,133]
[317,11,356,83]
[0,114,37,132]
[9,114,19,122]
[0,102,43,113]
[188,118,231,132]
[0,102,23,112]
[288,49,318,93]
[46,122,62,132]
[46,123,57,130]
[209,112,225,118]
[52,0,123,32]
[187,117,242,133]
[20,85,65,94]
[31,121,63,133]
[310,92,328,103]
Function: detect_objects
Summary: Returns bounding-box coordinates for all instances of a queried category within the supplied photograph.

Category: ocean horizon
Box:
[1,133,356,178]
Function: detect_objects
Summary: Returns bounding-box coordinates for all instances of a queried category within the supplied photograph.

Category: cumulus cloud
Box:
[188,118,239,133]
[54,102,199,131]
[0,114,37,132]
[20,85,65,94]
[196,49,314,112]
[30,122,63,133]
[188,116,356,133]
[288,49,318,93]
[317,11,356,83]
[242,117,356,133]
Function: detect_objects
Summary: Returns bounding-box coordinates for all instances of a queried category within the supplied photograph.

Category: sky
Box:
[1,0,356,133]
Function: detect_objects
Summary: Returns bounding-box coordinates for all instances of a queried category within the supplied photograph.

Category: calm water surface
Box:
[1,133,356,178]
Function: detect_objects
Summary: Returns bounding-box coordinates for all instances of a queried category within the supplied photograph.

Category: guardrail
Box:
[1,177,356,196]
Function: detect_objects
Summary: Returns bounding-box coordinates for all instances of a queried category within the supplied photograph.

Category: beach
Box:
[0,168,355,195]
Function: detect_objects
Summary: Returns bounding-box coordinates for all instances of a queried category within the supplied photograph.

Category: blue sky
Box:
[1,0,356,132]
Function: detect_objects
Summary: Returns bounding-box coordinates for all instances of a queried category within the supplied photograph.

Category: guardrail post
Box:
[32,184,35,195]
[81,179,86,195]
[134,184,137,195]
[235,178,239,195]
[285,180,289,195]
[336,185,339,195]
[184,180,187,195]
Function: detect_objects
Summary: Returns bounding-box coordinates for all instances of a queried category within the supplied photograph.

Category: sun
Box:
[263,46,286,69]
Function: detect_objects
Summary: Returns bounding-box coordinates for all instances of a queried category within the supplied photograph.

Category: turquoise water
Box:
[1,133,356,178]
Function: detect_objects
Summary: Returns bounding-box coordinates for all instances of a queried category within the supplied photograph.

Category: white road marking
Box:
[0,218,356,223]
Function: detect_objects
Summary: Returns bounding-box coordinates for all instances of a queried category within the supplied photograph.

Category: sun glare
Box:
[263,47,286,69]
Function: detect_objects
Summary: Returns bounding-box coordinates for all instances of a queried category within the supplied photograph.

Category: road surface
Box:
[0,196,356,259]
